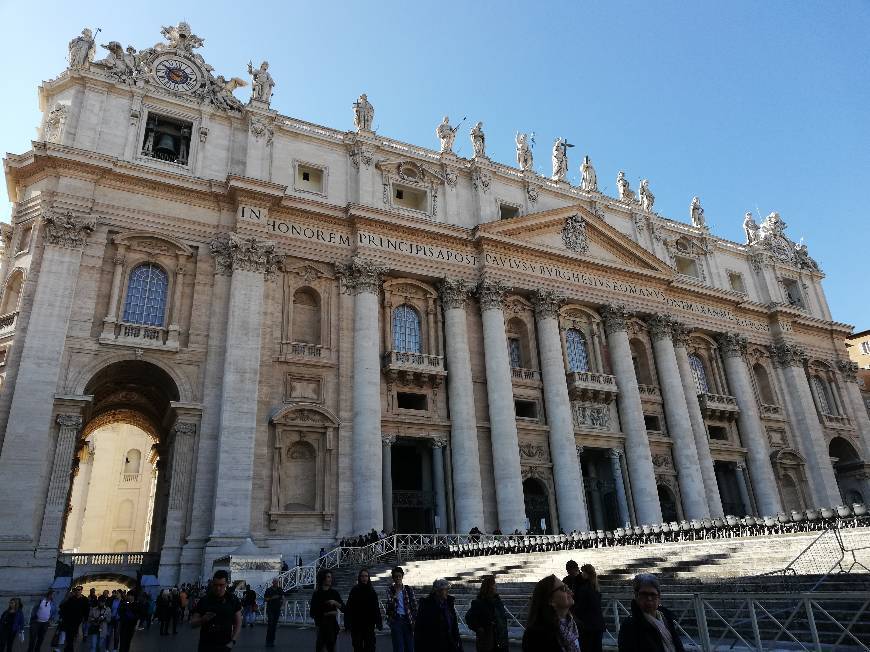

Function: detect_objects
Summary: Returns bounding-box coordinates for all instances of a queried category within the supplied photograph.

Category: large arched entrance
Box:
[829,437,865,505]
[657,485,679,523]
[522,478,551,534]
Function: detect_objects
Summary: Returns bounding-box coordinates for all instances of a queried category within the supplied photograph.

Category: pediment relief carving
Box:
[270,403,339,426]
[383,278,438,300]
[285,262,333,283]
[114,231,193,257]
[376,159,445,187]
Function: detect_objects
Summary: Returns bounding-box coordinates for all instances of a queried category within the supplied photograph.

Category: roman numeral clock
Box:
[153,56,201,93]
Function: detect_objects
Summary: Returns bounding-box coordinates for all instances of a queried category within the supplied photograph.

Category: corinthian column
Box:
[599,305,662,524]
[477,279,526,532]
[716,333,781,515]
[431,437,448,532]
[646,315,709,519]
[208,233,281,541]
[609,449,631,527]
[382,434,395,533]
[0,209,94,548]
[439,279,485,532]
[769,341,841,506]
[533,290,588,532]
[340,256,387,533]
[672,325,724,517]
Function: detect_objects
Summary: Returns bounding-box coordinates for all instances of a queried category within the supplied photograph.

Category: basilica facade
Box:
[1,22,869,591]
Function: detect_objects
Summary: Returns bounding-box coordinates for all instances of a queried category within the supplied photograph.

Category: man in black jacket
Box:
[618,574,684,652]
[414,579,461,652]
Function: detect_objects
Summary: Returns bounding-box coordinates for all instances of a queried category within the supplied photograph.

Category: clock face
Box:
[154,58,200,93]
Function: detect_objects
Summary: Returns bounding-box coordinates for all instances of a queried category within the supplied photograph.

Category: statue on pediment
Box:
[743,212,759,245]
[436,116,458,154]
[159,22,204,52]
[353,93,374,131]
[690,196,706,228]
[580,155,598,192]
[516,132,533,172]
[639,179,655,212]
[248,61,275,104]
[68,28,96,70]
[551,138,571,182]
[470,121,486,158]
[96,41,136,80]
[207,75,246,112]
[616,170,635,202]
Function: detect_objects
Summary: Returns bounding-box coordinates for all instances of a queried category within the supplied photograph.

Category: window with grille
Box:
[811,376,832,414]
[122,263,168,326]
[689,354,709,393]
[392,304,421,353]
[508,337,523,369]
[861,341,870,355]
[566,328,590,372]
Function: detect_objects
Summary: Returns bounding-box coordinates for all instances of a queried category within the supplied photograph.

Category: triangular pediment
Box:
[478,204,674,275]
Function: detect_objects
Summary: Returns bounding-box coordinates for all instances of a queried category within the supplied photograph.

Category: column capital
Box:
[532,290,564,320]
[836,359,859,382]
[575,444,584,458]
[337,256,387,295]
[42,209,95,250]
[768,341,807,367]
[171,421,197,437]
[599,304,632,335]
[56,414,83,429]
[735,461,746,471]
[475,278,508,311]
[381,433,396,446]
[645,314,675,342]
[210,232,282,276]
[671,322,691,347]
[717,332,748,358]
[431,436,448,449]
[439,278,472,310]
[608,448,624,460]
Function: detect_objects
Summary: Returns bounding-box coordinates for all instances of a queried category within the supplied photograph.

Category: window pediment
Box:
[114,232,193,257]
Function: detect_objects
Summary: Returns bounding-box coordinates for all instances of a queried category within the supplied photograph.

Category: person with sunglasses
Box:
[617,574,684,652]
[191,571,242,652]
[522,575,579,652]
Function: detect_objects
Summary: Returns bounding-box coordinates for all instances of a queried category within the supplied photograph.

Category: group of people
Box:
[338,529,393,549]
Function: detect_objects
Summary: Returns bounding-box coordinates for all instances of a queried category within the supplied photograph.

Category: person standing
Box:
[262,578,285,648]
[59,586,88,652]
[618,574,685,652]
[105,590,121,651]
[384,566,416,652]
[344,569,382,652]
[575,564,605,652]
[414,579,461,652]
[117,591,139,652]
[86,596,111,652]
[191,571,242,652]
[28,590,57,652]
[0,598,24,652]
[241,585,258,629]
[465,575,509,651]
[156,590,172,636]
[522,575,579,652]
[170,588,183,635]
[310,570,344,652]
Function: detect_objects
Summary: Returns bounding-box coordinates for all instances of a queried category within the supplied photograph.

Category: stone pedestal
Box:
[431,439,448,533]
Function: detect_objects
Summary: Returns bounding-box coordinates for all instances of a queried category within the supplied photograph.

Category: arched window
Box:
[123,449,141,474]
[292,287,321,344]
[122,263,168,326]
[566,329,590,372]
[392,304,421,353]
[0,270,24,315]
[753,363,776,404]
[689,354,710,394]
[811,376,832,414]
[115,499,134,529]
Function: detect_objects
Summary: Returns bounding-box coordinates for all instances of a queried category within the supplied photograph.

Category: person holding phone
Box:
[191,571,242,652]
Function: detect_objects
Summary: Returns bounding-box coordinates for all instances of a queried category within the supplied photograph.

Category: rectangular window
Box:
[861,341,870,355]
[514,399,537,419]
[391,183,428,212]
[396,392,427,411]
[782,279,804,308]
[499,203,520,220]
[675,256,700,278]
[728,272,745,293]
[142,113,192,165]
[644,414,661,431]
[708,425,729,441]
[295,163,325,194]
[15,226,32,255]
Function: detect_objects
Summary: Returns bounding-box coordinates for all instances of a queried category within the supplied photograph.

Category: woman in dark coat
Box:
[521,574,579,652]
[414,579,462,652]
[465,575,509,651]
[618,574,685,652]
[574,564,605,652]
[118,590,140,652]
[344,569,382,652]
[310,569,345,652]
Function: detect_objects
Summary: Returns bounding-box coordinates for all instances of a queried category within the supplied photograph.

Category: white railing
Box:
[821,413,852,429]
[120,472,140,484]
[510,367,540,382]
[760,403,784,418]
[58,551,158,567]
[382,351,445,371]
[287,342,324,358]
[119,322,165,344]
[698,392,740,416]
[566,371,619,402]
[0,310,18,335]
[637,383,661,398]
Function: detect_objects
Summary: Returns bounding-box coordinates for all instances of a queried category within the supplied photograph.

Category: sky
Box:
[1,1,868,327]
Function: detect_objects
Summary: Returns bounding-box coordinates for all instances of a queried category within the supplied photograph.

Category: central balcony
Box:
[0,311,18,338]
[566,371,619,403]
[698,392,740,419]
[100,321,179,352]
[382,350,446,387]
[759,403,785,419]
[821,413,852,429]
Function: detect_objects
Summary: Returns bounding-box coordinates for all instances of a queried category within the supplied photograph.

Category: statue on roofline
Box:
[68,28,97,70]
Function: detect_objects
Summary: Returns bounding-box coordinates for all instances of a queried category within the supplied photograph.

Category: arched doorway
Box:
[657,485,679,522]
[523,478,551,533]
[829,437,865,505]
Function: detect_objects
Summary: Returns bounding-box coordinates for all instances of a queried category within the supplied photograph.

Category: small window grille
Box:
[566,329,590,372]
[122,263,168,326]
[392,305,421,353]
[689,354,709,394]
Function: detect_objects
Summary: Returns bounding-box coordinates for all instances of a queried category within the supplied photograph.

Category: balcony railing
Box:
[566,371,619,403]
[698,392,740,419]
[0,311,18,336]
[510,367,541,385]
[101,321,179,351]
[637,384,661,401]
[759,403,784,419]
[382,350,446,386]
[120,473,140,484]
[821,413,852,429]
[288,342,323,358]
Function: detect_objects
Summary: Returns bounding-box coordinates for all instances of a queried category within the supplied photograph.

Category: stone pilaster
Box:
[101,245,128,338]
[646,315,709,519]
[672,324,725,517]
[159,418,199,586]
[208,233,281,543]
[476,278,526,532]
[533,290,589,532]
[716,333,781,515]
[609,449,631,527]
[735,462,753,515]
[836,360,870,462]
[439,278,485,532]
[381,434,395,533]
[599,304,662,524]
[338,256,388,533]
[431,437,448,533]
[768,341,841,506]
[36,413,85,552]
[0,209,94,556]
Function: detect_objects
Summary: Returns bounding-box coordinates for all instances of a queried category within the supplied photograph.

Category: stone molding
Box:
[532,289,564,320]
[599,304,632,335]
[249,117,274,143]
[562,214,589,254]
[645,313,674,341]
[56,414,83,429]
[608,448,624,460]
[475,278,508,311]
[381,433,396,446]
[210,232,282,276]
[42,209,95,250]
[575,445,584,458]
[439,278,471,310]
[836,359,858,383]
[171,421,197,436]
[768,341,807,368]
[431,436,448,449]
[671,322,691,347]
[717,332,748,358]
[337,256,387,295]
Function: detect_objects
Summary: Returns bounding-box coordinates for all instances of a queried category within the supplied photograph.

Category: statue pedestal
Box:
[212,538,283,590]
[247,99,272,113]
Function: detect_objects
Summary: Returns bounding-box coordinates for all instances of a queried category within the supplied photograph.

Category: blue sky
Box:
[1,1,868,327]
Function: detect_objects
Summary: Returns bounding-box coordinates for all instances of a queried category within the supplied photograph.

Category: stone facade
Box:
[0,22,869,592]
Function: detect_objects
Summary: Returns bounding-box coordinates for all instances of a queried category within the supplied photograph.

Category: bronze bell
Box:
[154,133,177,159]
